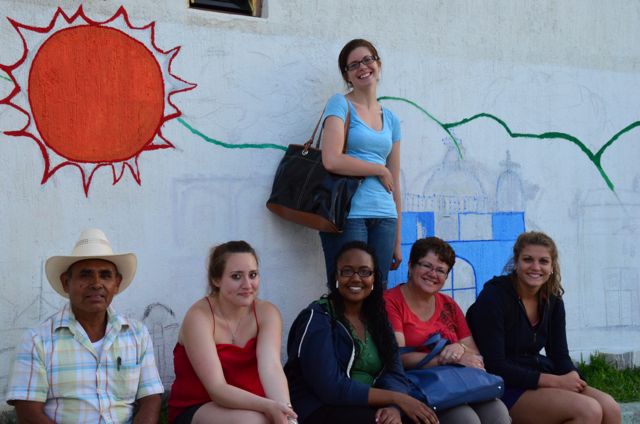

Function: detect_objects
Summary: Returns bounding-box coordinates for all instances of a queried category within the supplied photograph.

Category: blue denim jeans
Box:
[319,217,397,289]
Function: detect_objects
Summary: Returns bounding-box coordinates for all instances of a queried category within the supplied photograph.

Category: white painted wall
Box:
[1,0,640,404]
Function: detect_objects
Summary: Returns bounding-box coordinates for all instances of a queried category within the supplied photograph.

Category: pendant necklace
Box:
[218,304,248,344]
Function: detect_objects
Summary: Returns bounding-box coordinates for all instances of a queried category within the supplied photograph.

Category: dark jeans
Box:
[319,217,397,289]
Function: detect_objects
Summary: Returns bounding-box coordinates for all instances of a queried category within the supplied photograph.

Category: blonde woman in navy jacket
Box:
[285,241,437,424]
[467,232,620,424]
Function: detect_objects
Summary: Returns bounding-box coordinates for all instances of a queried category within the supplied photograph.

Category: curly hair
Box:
[327,241,398,367]
[511,231,564,299]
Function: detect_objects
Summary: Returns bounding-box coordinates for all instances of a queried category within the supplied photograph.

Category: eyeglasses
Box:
[344,55,379,72]
[339,267,374,278]
[415,261,449,279]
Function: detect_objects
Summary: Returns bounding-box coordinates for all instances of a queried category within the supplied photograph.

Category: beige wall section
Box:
[1,0,640,406]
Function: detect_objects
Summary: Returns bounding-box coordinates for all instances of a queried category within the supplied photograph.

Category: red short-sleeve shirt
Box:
[384,284,471,347]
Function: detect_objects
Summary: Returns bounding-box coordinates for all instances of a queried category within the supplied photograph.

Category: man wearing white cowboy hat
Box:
[6,229,164,424]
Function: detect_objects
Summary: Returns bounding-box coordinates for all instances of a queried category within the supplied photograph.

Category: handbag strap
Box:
[400,333,449,370]
[304,96,351,154]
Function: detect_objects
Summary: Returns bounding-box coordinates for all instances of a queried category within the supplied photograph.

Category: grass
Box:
[578,353,640,403]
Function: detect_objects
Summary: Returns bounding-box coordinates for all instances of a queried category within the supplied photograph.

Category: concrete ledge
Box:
[623,402,640,424]
[1,403,639,423]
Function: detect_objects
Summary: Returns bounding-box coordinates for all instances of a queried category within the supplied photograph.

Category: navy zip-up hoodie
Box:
[284,299,410,421]
[466,275,577,390]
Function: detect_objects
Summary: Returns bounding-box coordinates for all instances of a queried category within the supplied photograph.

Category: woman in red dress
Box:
[168,241,297,424]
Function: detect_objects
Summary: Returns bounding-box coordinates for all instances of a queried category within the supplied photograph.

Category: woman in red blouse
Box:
[384,237,509,423]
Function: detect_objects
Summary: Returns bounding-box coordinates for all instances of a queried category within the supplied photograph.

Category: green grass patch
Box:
[578,353,640,402]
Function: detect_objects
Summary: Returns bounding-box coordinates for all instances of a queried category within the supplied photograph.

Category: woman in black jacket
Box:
[467,231,620,424]
[285,241,437,424]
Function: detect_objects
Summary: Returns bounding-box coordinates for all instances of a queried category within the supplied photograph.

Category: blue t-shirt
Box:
[321,94,401,218]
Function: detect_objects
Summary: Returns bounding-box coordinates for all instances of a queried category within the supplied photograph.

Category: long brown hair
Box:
[512,231,564,299]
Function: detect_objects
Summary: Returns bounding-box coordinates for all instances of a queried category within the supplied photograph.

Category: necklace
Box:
[217,302,250,344]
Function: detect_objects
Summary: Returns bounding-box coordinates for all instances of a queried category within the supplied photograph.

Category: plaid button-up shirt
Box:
[7,303,164,423]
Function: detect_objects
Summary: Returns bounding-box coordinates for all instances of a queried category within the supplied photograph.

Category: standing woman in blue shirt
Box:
[320,38,402,288]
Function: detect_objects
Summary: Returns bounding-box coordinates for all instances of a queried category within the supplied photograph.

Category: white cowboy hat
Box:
[45,228,137,298]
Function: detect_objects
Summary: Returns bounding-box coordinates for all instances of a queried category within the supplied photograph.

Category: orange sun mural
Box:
[0,6,196,195]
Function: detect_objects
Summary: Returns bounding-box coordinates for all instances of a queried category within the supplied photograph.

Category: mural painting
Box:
[1,3,640,401]
[388,138,527,314]
[0,6,195,195]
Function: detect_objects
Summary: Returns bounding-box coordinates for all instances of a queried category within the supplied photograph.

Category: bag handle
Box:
[303,96,351,155]
[400,333,449,370]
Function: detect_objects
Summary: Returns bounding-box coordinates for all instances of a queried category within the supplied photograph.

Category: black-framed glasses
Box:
[344,55,379,72]
[339,267,374,278]
[415,261,449,279]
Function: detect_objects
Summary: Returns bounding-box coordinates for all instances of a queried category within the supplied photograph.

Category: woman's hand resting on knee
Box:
[264,400,297,424]
[540,370,587,392]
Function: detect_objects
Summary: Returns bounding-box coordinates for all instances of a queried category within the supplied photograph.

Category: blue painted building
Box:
[389,145,527,312]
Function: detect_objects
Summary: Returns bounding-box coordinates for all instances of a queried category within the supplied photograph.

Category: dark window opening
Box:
[189,0,262,17]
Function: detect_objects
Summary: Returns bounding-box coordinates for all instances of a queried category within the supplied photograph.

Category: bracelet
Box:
[459,342,467,352]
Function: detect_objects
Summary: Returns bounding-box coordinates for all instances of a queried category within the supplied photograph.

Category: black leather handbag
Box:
[266,105,361,233]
